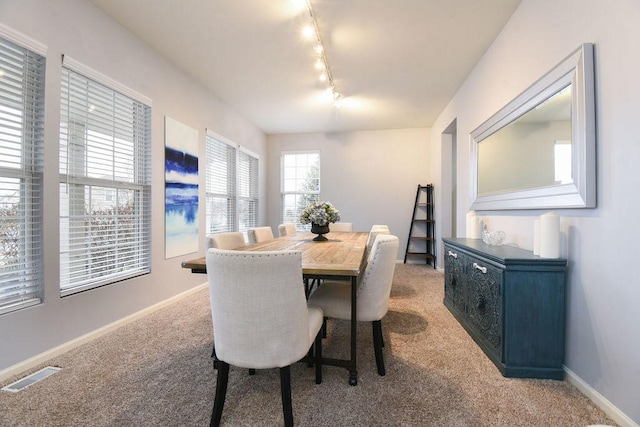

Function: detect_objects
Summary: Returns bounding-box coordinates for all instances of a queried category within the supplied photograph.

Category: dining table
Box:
[181,231,369,386]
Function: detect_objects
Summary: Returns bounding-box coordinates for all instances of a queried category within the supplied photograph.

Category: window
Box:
[205,134,236,233]
[0,28,46,314]
[238,149,259,231]
[59,57,152,296]
[205,131,259,234]
[281,152,320,230]
[554,140,572,184]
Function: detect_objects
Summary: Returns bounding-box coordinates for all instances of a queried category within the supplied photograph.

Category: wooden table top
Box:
[181,231,369,277]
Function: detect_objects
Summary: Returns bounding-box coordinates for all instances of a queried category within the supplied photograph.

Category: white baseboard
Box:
[0,283,208,383]
[564,366,638,427]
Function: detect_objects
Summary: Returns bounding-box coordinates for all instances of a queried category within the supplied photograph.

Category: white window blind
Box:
[281,152,320,230]
[59,59,151,296]
[205,131,259,234]
[205,133,236,234]
[0,33,46,314]
[238,148,259,232]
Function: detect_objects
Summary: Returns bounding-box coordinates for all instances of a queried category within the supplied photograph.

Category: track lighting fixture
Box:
[298,0,342,109]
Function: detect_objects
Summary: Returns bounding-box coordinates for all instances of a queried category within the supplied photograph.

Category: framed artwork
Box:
[165,116,199,258]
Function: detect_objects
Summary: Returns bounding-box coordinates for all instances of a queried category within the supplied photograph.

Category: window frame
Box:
[237,146,259,232]
[58,56,152,297]
[0,25,46,315]
[280,151,321,231]
[205,130,259,235]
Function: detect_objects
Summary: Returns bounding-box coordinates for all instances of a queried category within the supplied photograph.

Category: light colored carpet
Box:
[0,264,616,426]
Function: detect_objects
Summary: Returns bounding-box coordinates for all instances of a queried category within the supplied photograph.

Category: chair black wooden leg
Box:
[211,360,229,427]
[372,320,386,376]
[315,331,323,384]
[322,316,327,338]
[307,342,314,368]
[279,366,294,427]
[304,278,311,299]
[212,345,219,369]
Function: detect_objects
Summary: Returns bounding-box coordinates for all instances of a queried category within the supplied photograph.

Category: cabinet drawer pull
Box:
[473,262,487,274]
[447,250,458,259]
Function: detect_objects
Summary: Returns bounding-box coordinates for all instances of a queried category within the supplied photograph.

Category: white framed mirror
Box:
[470,43,595,210]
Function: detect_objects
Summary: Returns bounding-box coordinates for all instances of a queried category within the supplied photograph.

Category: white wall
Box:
[430,0,640,424]
[266,129,430,260]
[0,0,266,372]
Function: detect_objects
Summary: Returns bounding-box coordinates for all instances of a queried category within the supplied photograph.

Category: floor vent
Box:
[2,366,61,393]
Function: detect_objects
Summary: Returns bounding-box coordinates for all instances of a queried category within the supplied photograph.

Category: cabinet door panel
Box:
[467,259,503,358]
[444,246,466,314]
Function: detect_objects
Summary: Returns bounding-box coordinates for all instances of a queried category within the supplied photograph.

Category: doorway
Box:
[440,119,457,256]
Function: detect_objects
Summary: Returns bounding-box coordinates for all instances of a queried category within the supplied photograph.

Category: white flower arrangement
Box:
[299,201,341,226]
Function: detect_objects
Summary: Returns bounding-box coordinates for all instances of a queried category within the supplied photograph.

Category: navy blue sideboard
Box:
[443,238,567,379]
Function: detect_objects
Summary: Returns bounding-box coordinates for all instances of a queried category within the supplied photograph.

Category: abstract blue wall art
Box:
[165,116,199,258]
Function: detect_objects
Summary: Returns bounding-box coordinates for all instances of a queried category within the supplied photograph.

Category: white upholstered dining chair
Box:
[330,222,353,232]
[204,231,247,360]
[206,231,246,250]
[206,248,324,427]
[278,223,297,236]
[366,225,391,255]
[247,226,274,243]
[308,234,399,376]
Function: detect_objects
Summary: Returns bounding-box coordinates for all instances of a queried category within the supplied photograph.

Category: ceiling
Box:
[88,0,522,135]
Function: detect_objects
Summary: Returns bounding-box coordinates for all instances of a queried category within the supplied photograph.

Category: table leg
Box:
[349,275,358,386]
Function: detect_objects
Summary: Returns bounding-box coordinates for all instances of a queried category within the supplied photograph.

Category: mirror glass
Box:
[471,44,595,210]
[477,84,572,196]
